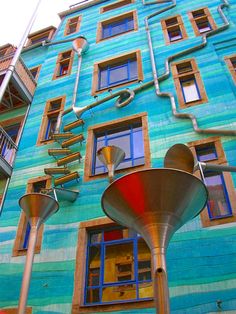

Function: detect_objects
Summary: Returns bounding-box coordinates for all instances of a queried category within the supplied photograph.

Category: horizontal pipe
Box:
[196,162,236,173]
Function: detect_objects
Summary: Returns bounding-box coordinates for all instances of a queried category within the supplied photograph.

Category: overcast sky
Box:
[0,0,78,46]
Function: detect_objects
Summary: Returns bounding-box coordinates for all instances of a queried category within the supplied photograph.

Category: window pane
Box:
[104,242,134,284]
[109,64,129,85]
[196,143,217,162]
[87,246,101,286]
[133,129,144,158]
[86,288,100,304]
[102,284,136,302]
[181,78,200,103]
[111,21,127,36]
[129,60,138,80]
[22,222,31,249]
[168,27,182,41]
[108,135,131,159]
[104,229,124,241]
[197,19,211,33]
[205,172,232,219]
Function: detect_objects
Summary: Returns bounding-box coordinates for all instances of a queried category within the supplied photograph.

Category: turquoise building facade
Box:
[0,0,236,313]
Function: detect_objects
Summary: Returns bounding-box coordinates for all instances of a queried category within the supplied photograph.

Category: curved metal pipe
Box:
[146,0,235,136]
[195,162,236,173]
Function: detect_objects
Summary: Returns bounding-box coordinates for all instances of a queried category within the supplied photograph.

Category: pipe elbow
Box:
[115,89,135,108]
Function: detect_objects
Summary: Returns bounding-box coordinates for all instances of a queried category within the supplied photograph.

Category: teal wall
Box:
[0,0,236,313]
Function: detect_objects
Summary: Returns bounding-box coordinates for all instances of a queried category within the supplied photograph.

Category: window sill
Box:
[84,163,147,182]
[72,299,154,313]
[92,78,139,96]
[97,29,136,43]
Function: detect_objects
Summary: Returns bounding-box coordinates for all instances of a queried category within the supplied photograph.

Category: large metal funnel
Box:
[19,193,59,228]
[72,36,89,55]
[97,145,125,182]
[101,168,208,314]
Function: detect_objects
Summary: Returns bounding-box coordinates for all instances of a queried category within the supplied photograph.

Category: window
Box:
[53,50,74,79]
[12,176,51,257]
[100,0,134,14]
[188,7,216,36]
[188,137,236,227]
[26,27,56,47]
[172,58,208,108]
[72,217,154,312]
[29,65,41,81]
[161,15,188,44]
[92,50,143,94]
[37,96,65,145]
[97,11,138,42]
[84,113,150,181]
[0,45,15,58]
[225,54,236,83]
[64,16,81,36]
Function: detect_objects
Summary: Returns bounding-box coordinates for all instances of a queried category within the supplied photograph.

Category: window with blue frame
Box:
[100,12,136,41]
[99,58,138,90]
[92,50,143,94]
[92,122,144,175]
[189,7,216,36]
[85,226,152,305]
[172,58,208,108]
[161,15,188,45]
[195,143,233,220]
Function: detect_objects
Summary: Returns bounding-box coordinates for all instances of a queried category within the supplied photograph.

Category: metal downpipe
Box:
[146,0,235,136]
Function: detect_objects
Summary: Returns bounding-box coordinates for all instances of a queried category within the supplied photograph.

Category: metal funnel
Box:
[18,193,59,313]
[19,193,59,228]
[72,36,89,55]
[101,168,208,314]
[164,143,195,174]
[97,145,125,182]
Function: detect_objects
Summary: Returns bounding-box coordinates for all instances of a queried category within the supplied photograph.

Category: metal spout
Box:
[101,168,208,313]
[97,146,125,182]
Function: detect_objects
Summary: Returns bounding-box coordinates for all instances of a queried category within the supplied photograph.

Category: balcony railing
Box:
[0,126,17,167]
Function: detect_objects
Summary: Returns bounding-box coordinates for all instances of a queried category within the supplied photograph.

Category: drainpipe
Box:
[145,0,236,136]
[0,0,43,104]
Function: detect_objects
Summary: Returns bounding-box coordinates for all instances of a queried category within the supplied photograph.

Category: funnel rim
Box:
[101,167,208,225]
[19,192,59,214]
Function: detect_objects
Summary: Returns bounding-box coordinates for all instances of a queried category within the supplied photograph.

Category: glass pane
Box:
[133,129,144,158]
[165,17,178,26]
[169,29,182,41]
[197,20,211,33]
[102,25,110,38]
[108,134,131,159]
[133,157,145,166]
[181,78,200,103]
[90,232,102,243]
[196,143,217,162]
[86,288,100,304]
[177,62,192,74]
[129,60,138,80]
[111,21,126,36]
[127,18,134,31]
[104,242,134,284]
[138,281,153,299]
[95,140,106,168]
[104,229,124,241]
[109,64,128,84]
[205,172,232,218]
[116,159,133,170]
[102,284,136,302]
[87,246,101,286]
[99,68,108,89]
[137,238,151,281]
[32,180,46,193]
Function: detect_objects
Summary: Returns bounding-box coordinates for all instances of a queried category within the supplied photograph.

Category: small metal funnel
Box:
[19,193,59,228]
[101,168,208,313]
[72,36,89,56]
[164,143,195,174]
[97,145,125,182]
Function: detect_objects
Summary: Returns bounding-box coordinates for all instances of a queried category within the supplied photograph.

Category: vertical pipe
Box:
[18,224,39,314]
[0,0,43,104]
[152,248,170,314]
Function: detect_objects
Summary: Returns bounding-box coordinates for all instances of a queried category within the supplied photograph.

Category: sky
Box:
[0,0,79,46]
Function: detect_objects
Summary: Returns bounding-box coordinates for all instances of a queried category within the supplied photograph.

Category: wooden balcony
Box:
[0,53,37,110]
